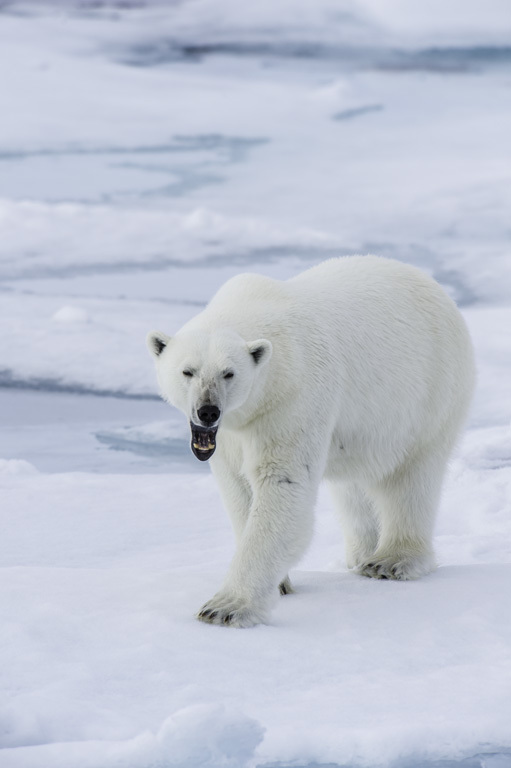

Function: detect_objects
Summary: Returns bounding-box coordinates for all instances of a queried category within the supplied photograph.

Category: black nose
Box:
[197,404,220,426]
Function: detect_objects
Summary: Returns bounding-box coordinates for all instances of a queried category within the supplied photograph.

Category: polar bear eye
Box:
[223,371,234,380]
[182,370,194,378]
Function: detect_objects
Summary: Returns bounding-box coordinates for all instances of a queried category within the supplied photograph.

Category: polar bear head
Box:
[147,328,272,461]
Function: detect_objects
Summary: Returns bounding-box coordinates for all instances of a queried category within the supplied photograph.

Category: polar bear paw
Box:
[356,552,434,581]
[196,591,268,628]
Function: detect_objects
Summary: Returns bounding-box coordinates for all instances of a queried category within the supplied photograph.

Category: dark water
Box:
[122,40,511,73]
[0,387,200,474]
[261,751,511,768]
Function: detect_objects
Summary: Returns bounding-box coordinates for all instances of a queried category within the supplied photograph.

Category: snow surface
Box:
[0,2,510,767]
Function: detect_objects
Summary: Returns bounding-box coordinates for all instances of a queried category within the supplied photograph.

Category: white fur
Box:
[147,257,475,627]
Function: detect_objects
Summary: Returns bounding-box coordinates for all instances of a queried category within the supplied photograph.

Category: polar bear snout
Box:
[191,405,220,461]
[197,404,221,427]
[190,422,218,462]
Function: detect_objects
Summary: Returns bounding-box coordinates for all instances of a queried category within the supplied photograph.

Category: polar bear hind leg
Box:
[329,481,380,569]
[356,443,449,580]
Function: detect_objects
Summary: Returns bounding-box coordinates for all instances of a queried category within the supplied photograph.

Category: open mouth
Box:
[190,423,218,462]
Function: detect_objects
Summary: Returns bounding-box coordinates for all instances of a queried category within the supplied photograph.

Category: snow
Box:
[1,471,511,767]
[1,1,511,767]
[52,305,90,324]
[0,459,39,476]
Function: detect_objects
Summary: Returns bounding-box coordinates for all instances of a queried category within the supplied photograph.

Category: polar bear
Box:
[147,257,475,628]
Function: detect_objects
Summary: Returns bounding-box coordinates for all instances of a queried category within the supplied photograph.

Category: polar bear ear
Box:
[247,339,272,366]
[146,331,171,358]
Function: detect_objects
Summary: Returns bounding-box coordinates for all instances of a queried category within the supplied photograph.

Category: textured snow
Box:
[0,2,510,767]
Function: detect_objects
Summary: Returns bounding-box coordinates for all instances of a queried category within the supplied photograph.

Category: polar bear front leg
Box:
[197,460,317,627]
[210,452,253,543]
[211,455,294,600]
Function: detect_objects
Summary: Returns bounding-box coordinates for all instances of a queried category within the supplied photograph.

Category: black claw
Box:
[223,613,234,625]
[198,608,216,620]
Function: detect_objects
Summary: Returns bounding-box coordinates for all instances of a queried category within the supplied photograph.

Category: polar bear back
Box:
[291,256,474,433]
